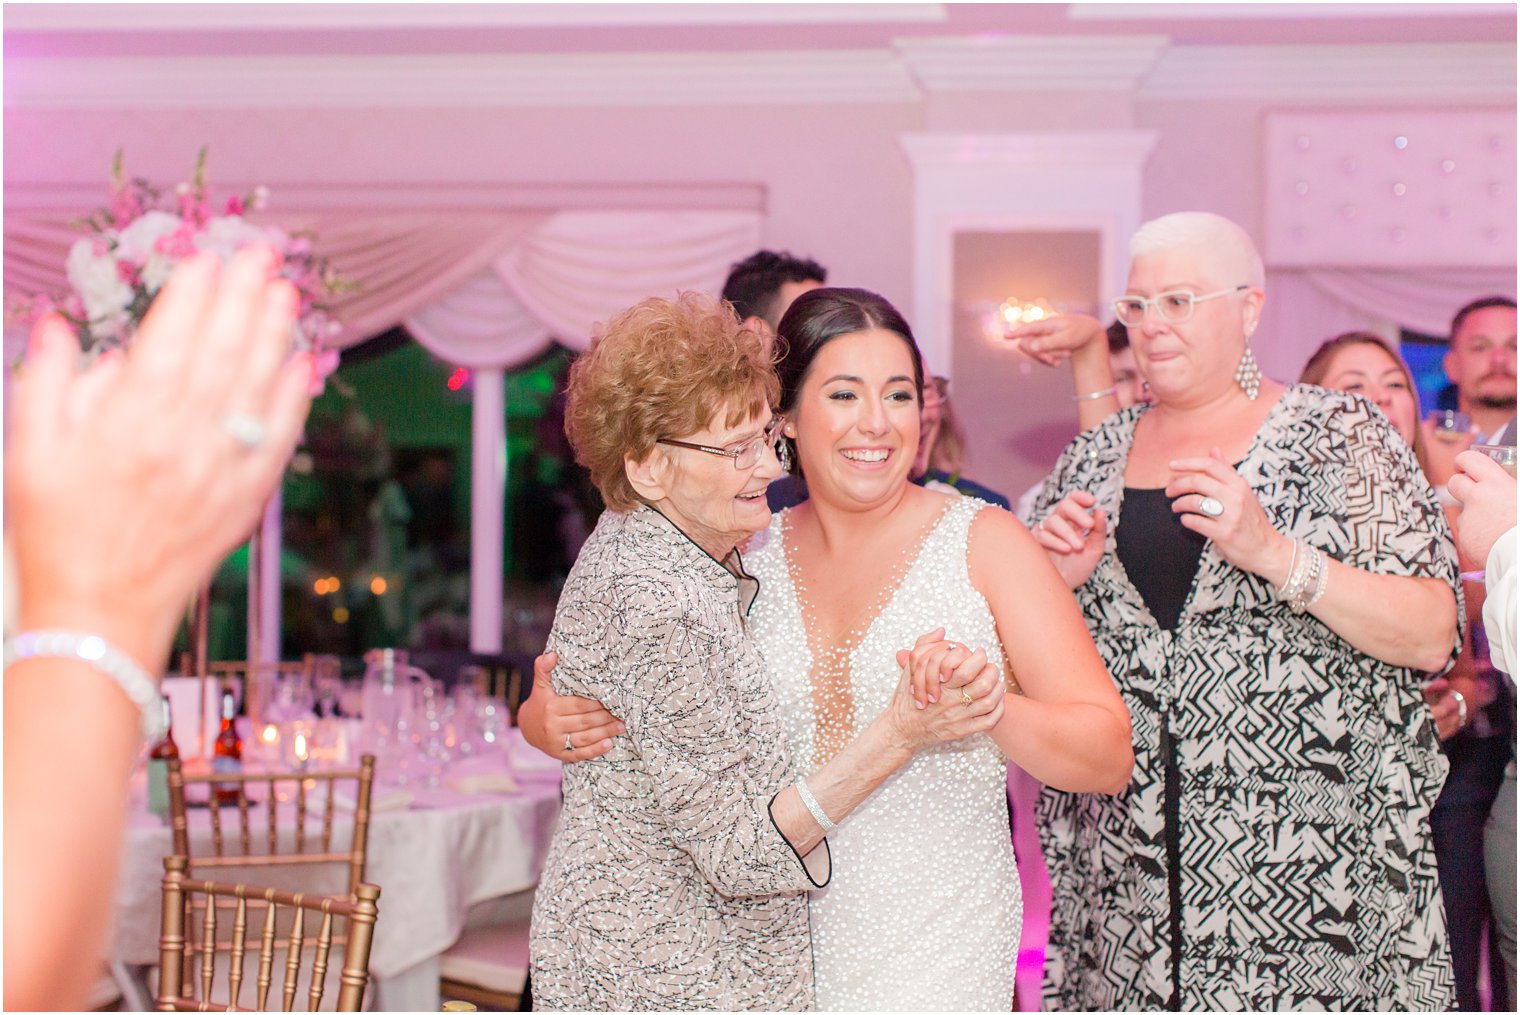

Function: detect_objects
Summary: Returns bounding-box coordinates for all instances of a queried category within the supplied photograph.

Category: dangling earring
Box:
[1235,346,1262,400]
[776,437,794,473]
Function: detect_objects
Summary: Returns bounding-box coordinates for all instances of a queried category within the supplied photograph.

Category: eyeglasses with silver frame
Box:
[657,416,785,470]
[1112,285,1250,326]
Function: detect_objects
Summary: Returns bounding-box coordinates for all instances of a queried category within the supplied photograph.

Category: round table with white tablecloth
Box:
[109,765,561,1011]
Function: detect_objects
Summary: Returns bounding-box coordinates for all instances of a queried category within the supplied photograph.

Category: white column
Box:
[259,490,281,663]
[247,489,282,665]
[470,367,506,654]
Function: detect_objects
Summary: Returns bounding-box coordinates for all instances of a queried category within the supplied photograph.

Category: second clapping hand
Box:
[1029,491,1108,590]
[1003,313,1106,366]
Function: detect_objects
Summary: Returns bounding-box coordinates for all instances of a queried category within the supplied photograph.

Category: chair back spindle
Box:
[156,855,381,1012]
[167,755,376,898]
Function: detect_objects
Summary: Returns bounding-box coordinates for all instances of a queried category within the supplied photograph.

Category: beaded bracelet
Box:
[1275,538,1327,613]
[1304,545,1329,608]
[795,778,836,833]
[1072,385,1118,402]
[3,630,166,740]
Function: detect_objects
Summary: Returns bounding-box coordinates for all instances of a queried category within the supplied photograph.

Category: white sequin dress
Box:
[745,495,1021,1011]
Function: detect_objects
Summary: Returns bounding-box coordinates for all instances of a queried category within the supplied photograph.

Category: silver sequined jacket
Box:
[529,506,828,1012]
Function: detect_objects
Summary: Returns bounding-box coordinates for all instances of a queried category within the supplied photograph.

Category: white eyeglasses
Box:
[1112,285,1249,326]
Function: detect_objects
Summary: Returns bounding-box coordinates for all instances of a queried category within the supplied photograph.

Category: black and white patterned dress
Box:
[529,506,828,1011]
[1031,385,1462,1011]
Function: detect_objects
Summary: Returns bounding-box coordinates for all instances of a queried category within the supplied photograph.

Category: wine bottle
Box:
[212,689,243,805]
[147,698,178,819]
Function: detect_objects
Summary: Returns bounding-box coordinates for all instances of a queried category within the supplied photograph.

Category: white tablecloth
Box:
[110,770,562,1011]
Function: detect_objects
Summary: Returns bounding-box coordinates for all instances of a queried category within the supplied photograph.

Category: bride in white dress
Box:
[742,288,1131,1009]
[522,287,1132,1011]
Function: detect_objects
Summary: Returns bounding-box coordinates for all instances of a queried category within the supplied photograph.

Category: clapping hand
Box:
[1030,491,1108,589]
[7,247,314,672]
[1004,313,1106,368]
[1165,448,1291,582]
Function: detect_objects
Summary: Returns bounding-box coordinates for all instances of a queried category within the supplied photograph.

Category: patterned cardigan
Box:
[529,505,827,1012]
[1031,385,1462,1011]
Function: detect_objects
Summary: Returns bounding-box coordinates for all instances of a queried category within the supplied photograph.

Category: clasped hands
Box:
[521,625,1008,763]
[887,628,1006,748]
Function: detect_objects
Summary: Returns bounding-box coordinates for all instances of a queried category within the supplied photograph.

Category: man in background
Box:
[1441,296,1517,444]
[720,249,827,338]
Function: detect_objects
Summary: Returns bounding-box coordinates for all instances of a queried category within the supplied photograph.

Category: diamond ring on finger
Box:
[221,412,267,451]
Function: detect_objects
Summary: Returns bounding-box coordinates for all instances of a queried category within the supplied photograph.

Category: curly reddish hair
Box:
[565,292,779,512]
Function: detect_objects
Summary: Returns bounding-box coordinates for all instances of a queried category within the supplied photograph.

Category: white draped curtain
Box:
[4,208,763,361]
[1258,267,1518,382]
[3,206,763,655]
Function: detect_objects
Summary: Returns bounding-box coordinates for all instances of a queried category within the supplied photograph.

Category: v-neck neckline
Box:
[777,496,961,763]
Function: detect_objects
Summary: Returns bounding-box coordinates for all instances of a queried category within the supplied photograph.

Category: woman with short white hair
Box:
[1026,210,1462,1009]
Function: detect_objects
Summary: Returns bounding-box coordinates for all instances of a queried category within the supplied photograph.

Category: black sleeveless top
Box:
[1115,487,1208,631]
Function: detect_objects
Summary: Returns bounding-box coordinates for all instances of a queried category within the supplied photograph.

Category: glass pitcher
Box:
[359,648,432,762]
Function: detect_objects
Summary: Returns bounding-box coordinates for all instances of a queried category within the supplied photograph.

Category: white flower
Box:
[113,210,181,263]
[65,238,133,324]
[196,215,277,262]
[93,307,134,344]
[140,253,176,294]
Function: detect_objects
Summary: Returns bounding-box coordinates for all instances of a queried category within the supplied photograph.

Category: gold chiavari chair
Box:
[166,755,376,899]
[156,855,381,1012]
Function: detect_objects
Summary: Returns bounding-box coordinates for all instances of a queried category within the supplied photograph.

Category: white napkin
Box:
[503,727,563,777]
[334,785,413,813]
[445,756,519,795]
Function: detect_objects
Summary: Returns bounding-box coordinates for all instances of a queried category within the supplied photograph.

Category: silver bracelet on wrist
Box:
[3,629,166,740]
[794,778,836,833]
[1275,538,1327,612]
[1304,546,1329,607]
[1072,385,1118,402]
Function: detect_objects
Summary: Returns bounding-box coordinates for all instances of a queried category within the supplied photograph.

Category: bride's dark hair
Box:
[772,287,925,477]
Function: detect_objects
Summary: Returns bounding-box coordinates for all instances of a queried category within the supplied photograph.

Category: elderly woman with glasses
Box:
[1008,211,1462,1010]
[528,292,1006,1011]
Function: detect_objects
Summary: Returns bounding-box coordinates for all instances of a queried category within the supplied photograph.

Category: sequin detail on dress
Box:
[746,494,1021,1011]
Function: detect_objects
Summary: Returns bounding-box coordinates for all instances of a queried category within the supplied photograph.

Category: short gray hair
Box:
[1129,211,1265,289]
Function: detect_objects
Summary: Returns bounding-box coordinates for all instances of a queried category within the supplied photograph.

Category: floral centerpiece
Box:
[11,148,343,384]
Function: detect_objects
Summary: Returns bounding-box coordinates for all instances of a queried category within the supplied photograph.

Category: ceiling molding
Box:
[1138,42,1517,102]
[2,50,922,110]
[895,34,1170,92]
[1,181,768,212]
[1069,3,1506,21]
[900,131,1160,173]
[5,40,1512,112]
[2,3,950,32]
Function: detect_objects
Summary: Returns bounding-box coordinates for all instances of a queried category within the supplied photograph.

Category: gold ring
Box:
[960,690,974,707]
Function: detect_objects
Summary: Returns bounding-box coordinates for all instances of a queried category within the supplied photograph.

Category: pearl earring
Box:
[1235,346,1262,400]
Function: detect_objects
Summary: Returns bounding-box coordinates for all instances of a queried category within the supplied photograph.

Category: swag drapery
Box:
[1256,266,1518,382]
[3,208,764,654]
